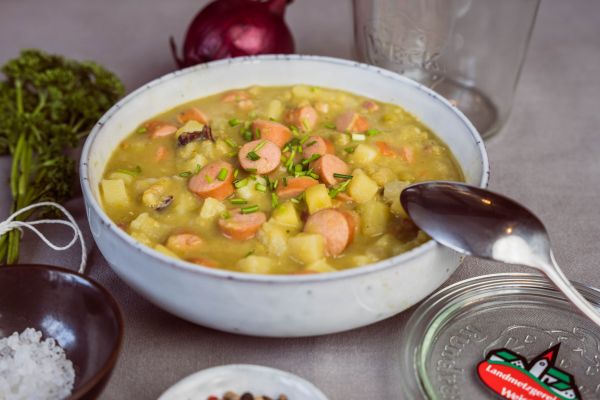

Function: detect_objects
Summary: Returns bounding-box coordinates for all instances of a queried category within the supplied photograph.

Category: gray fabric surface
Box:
[1,0,599,398]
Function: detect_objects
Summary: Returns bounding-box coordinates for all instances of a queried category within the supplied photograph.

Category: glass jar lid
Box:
[400,273,600,399]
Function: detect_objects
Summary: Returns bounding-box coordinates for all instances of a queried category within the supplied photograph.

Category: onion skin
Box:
[171,0,295,68]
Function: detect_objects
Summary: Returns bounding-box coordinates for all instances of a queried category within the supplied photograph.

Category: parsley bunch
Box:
[0,49,124,264]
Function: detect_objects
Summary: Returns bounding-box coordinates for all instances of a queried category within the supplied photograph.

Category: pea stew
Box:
[100,85,463,274]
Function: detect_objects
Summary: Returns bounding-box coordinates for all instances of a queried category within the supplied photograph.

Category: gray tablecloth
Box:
[1,0,600,398]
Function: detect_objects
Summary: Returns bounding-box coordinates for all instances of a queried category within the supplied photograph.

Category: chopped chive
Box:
[253,140,267,152]
[301,118,310,131]
[194,164,202,174]
[233,169,239,178]
[290,198,300,204]
[227,151,237,157]
[351,133,366,141]
[305,140,317,147]
[225,138,238,148]
[247,151,260,161]
[205,174,213,183]
[228,118,241,127]
[290,125,300,136]
[297,146,303,154]
[137,127,148,134]
[308,172,319,180]
[116,165,142,176]
[366,129,380,136]
[300,135,311,144]
[344,146,357,154]
[230,198,247,205]
[294,164,303,173]
[245,249,255,257]
[302,153,321,165]
[271,179,279,190]
[246,168,257,174]
[328,180,351,198]
[324,122,336,129]
[271,193,279,208]
[217,168,228,181]
[221,211,231,219]
[249,174,257,181]
[241,205,259,214]
[255,183,267,192]
[242,130,253,141]
[178,171,192,178]
[254,128,261,139]
[234,178,248,188]
[333,173,353,180]
[283,176,288,187]
[282,144,291,153]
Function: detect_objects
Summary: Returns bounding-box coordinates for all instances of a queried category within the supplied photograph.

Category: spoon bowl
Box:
[401,181,600,327]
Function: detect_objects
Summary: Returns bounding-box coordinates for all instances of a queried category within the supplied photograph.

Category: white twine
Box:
[0,202,87,274]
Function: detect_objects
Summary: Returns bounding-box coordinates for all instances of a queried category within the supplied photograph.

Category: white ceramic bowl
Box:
[80,55,489,337]
[158,364,328,400]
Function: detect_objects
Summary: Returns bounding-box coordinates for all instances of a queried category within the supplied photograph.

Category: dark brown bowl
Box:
[0,264,124,399]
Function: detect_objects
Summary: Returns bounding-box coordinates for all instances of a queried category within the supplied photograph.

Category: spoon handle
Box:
[543,252,600,327]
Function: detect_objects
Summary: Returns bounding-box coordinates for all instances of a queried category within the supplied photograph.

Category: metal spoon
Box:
[400,181,600,327]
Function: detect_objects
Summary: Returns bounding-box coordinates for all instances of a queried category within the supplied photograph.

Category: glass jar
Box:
[353,0,540,139]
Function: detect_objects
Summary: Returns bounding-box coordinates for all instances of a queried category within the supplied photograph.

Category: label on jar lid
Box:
[477,344,581,400]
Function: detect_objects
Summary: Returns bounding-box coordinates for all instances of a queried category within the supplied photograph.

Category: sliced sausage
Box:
[302,136,335,159]
[276,177,319,199]
[339,210,359,243]
[285,106,318,131]
[148,121,178,138]
[238,139,281,174]
[188,257,219,268]
[335,111,369,133]
[362,100,379,112]
[218,208,267,241]
[221,90,250,103]
[188,161,234,200]
[252,119,292,148]
[311,154,350,186]
[178,107,209,124]
[303,208,353,256]
[166,233,203,253]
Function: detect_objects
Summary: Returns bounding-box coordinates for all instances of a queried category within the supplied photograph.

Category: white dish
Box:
[158,364,328,400]
[80,55,489,337]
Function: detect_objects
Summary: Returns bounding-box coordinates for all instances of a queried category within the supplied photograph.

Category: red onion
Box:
[170,0,295,68]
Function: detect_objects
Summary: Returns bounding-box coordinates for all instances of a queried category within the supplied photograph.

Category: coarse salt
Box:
[0,328,75,400]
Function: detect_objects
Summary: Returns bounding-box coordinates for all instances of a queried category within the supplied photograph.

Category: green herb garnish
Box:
[333,173,353,180]
[205,174,213,183]
[178,171,192,178]
[234,178,248,188]
[241,205,259,214]
[302,153,321,165]
[116,165,142,176]
[255,183,267,192]
[137,127,148,134]
[271,193,279,208]
[247,151,260,161]
[324,122,336,129]
[228,118,241,127]
[216,168,228,181]
[253,140,267,152]
[366,129,380,136]
[224,138,238,148]
[194,163,202,174]
[344,146,357,154]
[230,198,247,205]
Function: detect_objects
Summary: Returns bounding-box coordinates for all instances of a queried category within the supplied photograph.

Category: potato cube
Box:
[101,179,131,208]
[370,167,396,186]
[305,184,332,214]
[257,220,289,256]
[237,255,274,274]
[271,201,300,229]
[267,99,284,120]
[174,192,201,215]
[154,244,180,259]
[359,200,390,236]
[383,180,410,217]
[348,171,379,203]
[129,213,170,242]
[306,259,336,273]
[288,233,325,265]
[199,197,226,220]
[349,143,378,165]
[175,120,204,139]
[107,171,134,185]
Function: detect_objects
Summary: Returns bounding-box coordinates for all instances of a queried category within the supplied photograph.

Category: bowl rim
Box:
[80,54,489,284]
[0,264,125,399]
[158,363,328,399]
